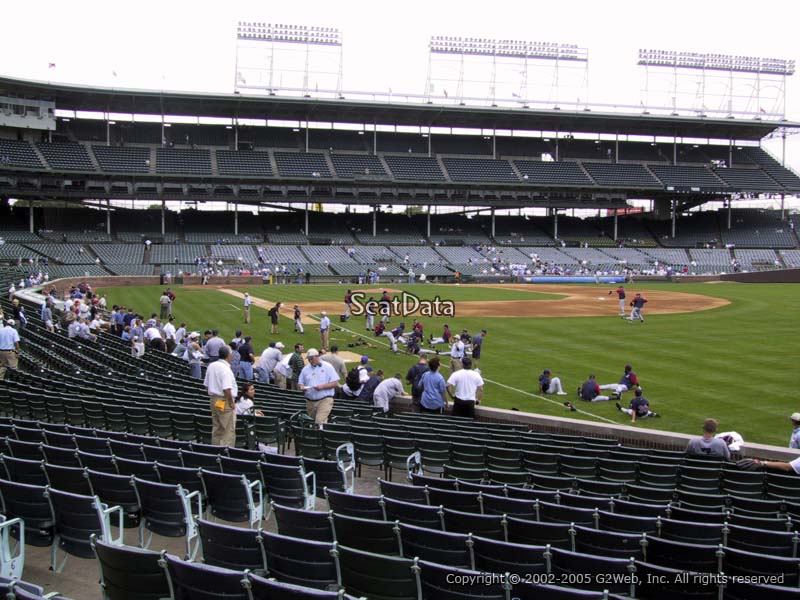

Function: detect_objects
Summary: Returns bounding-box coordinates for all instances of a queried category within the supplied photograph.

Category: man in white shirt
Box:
[319,311,331,352]
[449,335,465,373]
[372,373,407,413]
[243,292,252,324]
[446,357,484,419]
[163,316,177,353]
[257,342,284,384]
[298,348,339,424]
[204,345,238,446]
[144,324,165,352]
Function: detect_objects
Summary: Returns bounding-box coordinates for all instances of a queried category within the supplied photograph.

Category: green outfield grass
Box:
[102,282,798,446]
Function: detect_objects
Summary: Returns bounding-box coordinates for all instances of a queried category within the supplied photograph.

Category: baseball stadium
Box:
[1,5,800,599]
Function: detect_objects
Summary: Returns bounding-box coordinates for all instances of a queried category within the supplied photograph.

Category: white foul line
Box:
[228,304,242,311]
[312,314,618,425]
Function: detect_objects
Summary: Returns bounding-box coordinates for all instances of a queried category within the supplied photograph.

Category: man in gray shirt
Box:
[686,418,731,461]
[204,329,225,362]
[321,345,348,380]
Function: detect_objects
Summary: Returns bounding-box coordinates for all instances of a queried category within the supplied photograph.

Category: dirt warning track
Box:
[215,284,728,319]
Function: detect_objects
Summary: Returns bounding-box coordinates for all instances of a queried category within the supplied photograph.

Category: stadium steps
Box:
[323,152,338,178]
[435,155,452,182]
[377,155,394,181]
[83,142,102,171]
[148,147,157,174]
[508,160,525,181]
[30,143,50,170]
[209,148,219,176]
[143,244,151,265]
[576,162,598,186]
[267,150,279,177]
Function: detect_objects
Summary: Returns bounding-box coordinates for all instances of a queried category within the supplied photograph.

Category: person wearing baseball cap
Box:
[790,413,800,449]
[0,318,21,379]
[297,348,340,424]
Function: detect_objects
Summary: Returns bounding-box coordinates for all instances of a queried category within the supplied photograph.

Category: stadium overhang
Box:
[2,75,798,141]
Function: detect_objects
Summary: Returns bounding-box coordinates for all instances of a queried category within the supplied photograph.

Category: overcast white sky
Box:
[2,0,800,177]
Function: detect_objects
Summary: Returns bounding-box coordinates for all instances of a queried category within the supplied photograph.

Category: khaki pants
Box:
[0,350,18,379]
[274,372,287,389]
[306,396,334,424]
[450,358,463,372]
[321,329,329,351]
[244,307,250,324]
[210,396,236,447]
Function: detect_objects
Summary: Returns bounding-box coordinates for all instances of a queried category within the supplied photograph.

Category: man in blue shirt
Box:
[419,356,447,414]
[616,388,659,422]
[298,348,340,424]
[471,329,486,367]
[789,413,800,449]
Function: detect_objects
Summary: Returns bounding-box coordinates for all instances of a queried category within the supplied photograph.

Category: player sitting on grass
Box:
[616,388,659,422]
[538,368,567,396]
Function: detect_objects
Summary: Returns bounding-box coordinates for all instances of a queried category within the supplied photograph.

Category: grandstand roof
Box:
[2,75,797,141]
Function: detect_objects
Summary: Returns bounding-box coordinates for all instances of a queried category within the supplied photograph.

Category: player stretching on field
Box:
[599,364,639,400]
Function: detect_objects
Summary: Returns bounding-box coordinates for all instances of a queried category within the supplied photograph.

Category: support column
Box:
[673,138,677,164]
[234,201,239,236]
[305,123,309,153]
[729,138,733,167]
[671,200,676,239]
[427,206,431,238]
[613,212,618,241]
[554,211,559,239]
[373,126,377,156]
[492,130,497,159]
[372,205,377,237]
[234,121,239,149]
[491,207,495,239]
[428,128,432,157]
[106,119,111,147]
[29,200,34,233]
[781,193,786,221]
[727,200,732,230]
[304,203,309,236]
[106,199,111,235]
[161,200,166,236]
[614,133,619,163]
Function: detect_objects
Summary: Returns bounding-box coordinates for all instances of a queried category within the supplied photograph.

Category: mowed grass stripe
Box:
[100,282,797,446]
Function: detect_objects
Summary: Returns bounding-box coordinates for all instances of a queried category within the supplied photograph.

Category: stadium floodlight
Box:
[430,35,588,62]
[637,48,794,75]
[236,21,342,46]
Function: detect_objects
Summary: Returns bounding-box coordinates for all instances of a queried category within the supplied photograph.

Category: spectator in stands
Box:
[231,330,244,348]
[175,322,187,348]
[788,413,800,449]
[121,326,132,342]
[0,319,20,379]
[204,344,237,446]
[131,335,145,358]
[256,341,283,384]
[287,343,305,391]
[406,355,429,411]
[163,316,177,353]
[358,368,383,404]
[298,348,339,424]
[144,322,164,351]
[41,303,54,333]
[419,356,446,414]
[538,369,567,396]
[616,388,659,422]
[686,419,731,460]
[204,329,224,362]
[185,332,203,379]
[321,345,348,381]
[373,373,407,413]
[447,357,484,419]
[238,336,255,380]
[235,383,263,417]
[7,283,14,300]
[577,374,611,403]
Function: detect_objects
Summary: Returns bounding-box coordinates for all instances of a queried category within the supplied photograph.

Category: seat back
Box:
[43,463,92,496]
[200,469,262,527]
[397,522,472,569]
[261,531,339,590]
[0,479,54,547]
[418,559,508,600]
[160,553,248,600]
[92,536,170,600]
[259,463,314,510]
[383,497,443,530]
[243,572,351,599]
[272,503,333,542]
[86,470,139,528]
[197,519,266,573]
[324,489,385,521]
[335,543,421,600]
[331,513,400,555]
[0,455,46,486]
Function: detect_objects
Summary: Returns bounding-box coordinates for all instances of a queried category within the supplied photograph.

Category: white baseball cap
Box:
[306,348,320,358]
[791,413,800,422]
[275,342,285,349]
[320,310,327,316]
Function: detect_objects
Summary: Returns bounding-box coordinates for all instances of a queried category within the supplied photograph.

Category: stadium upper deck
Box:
[2,75,800,207]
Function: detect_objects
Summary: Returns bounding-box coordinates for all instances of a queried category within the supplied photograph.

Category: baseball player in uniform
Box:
[616,388,659,422]
[293,305,304,334]
[538,369,567,395]
[599,364,639,399]
[627,293,647,323]
[609,285,626,316]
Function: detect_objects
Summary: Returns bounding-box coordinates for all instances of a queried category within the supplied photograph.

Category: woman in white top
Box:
[235,383,263,417]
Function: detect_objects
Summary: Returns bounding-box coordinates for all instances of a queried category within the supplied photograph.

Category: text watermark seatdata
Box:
[349,292,455,318]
